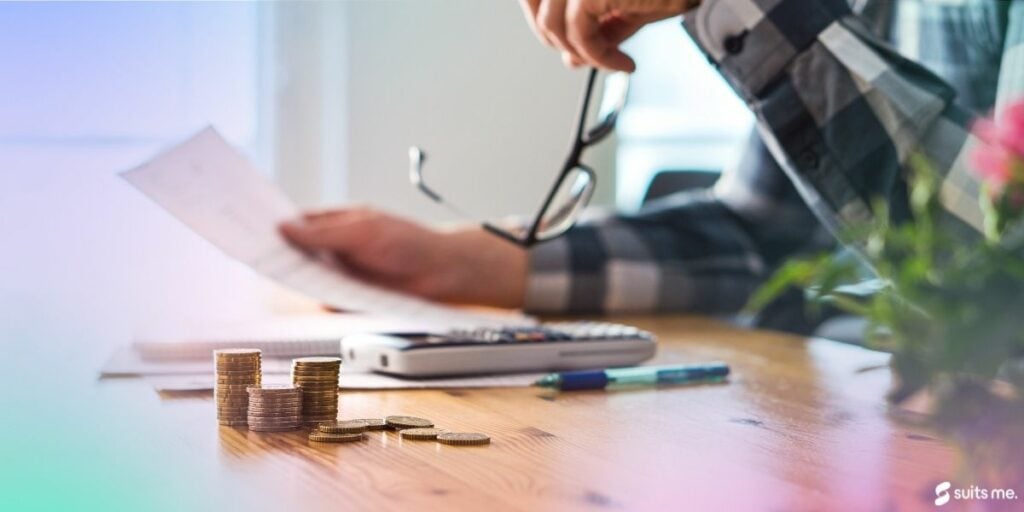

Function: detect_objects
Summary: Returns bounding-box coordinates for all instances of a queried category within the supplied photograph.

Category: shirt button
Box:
[724,30,748,55]
[799,150,820,169]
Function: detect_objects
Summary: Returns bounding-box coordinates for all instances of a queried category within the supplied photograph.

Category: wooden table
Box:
[0,314,956,512]
[0,148,956,511]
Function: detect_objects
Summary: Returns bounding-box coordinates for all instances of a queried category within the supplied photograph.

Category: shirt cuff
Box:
[683,0,851,101]
[523,236,573,313]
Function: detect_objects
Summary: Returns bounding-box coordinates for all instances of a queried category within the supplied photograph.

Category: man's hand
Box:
[279,207,528,309]
[517,0,698,71]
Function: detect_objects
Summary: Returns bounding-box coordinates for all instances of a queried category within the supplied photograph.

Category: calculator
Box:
[340,322,656,377]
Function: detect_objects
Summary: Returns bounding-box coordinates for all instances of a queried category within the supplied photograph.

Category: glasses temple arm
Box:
[408,146,445,203]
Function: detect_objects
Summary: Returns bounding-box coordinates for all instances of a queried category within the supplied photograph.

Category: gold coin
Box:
[248,394,302,401]
[292,381,337,387]
[216,380,260,386]
[215,383,260,390]
[248,384,298,391]
[216,372,262,379]
[292,379,339,386]
[291,370,339,375]
[216,399,250,407]
[385,415,433,430]
[437,432,490,446]
[215,395,251,402]
[214,348,261,356]
[318,420,368,434]
[248,415,303,423]
[217,419,249,426]
[292,356,341,364]
[246,397,303,405]
[247,403,302,410]
[350,418,387,430]
[248,407,303,415]
[249,425,300,432]
[300,391,337,398]
[400,428,445,441]
[292,370,340,376]
[309,432,363,443]
[215,365,261,373]
[296,392,336,398]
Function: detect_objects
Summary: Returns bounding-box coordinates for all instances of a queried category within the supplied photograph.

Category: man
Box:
[281,0,1024,316]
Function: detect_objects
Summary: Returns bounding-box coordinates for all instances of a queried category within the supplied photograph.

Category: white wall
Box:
[272,0,616,222]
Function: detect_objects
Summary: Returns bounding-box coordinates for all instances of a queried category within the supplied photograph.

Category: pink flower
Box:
[970,138,1012,191]
[998,100,1024,157]
[970,98,1024,194]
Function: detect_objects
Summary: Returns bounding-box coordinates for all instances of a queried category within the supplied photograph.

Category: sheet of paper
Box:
[121,127,531,329]
[130,313,447,360]
[147,372,542,391]
[102,345,542,389]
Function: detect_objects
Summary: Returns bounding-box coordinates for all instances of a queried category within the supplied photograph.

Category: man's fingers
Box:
[561,51,583,68]
[566,4,637,72]
[539,0,578,61]
[517,0,553,46]
[279,214,374,254]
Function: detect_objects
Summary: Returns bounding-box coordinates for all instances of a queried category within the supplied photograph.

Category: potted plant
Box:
[749,99,1024,485]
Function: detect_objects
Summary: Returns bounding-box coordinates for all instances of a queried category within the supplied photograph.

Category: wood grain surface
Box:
[2,313,959,512]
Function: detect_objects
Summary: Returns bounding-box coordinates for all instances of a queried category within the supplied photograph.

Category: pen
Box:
[534,362,730,391]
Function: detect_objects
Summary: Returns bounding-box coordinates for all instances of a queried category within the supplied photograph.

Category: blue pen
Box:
[534,362,730,391]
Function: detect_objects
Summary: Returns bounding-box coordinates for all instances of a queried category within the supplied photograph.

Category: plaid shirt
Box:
[525,0,1024,314]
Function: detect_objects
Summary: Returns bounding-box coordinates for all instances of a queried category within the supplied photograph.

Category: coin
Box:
[218,419,249,426]
[292,356,341,364]
[246,398,303,406]
[309,432,364,443]
[211,362,258,370]
[248,418,302,424]
[385,415,434,430]
[351,418,387,430]
[399,428,445,441]
[318,420,368,434]
[249,425,300,432]
[300,393,338,400]
[436,432,490,446]
[248,409,303,418]
[292,373,339,379]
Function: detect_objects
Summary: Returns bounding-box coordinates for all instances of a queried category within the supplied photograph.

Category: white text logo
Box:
[935,481,1018,506]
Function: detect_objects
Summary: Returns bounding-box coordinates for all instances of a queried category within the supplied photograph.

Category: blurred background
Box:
[0,0,751,219]
[0,0,753,336]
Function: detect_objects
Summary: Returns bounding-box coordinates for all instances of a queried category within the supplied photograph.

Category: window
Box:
[0,2,262,152]
[616,18,753,210]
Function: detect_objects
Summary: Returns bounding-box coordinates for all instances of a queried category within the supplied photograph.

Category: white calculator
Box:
[340,322,656,378]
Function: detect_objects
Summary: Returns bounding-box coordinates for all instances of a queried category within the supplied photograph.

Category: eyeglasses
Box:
[409,68,630,247]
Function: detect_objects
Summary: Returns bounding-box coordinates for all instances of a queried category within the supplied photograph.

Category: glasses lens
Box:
[583,71,629,143]
[536,166,595,241]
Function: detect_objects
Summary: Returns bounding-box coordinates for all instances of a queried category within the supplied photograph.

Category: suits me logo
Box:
[935,481,1019,506]
[935,482,951,506]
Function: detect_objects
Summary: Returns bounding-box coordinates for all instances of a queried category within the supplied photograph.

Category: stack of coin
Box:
[247,384,303,432]
[291,357,341,425]
[214,349,262,426]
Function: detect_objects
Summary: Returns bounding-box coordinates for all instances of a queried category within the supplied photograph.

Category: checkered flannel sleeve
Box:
[682,0,989,235]
[525,0,1024,314]
[525,131,833,314]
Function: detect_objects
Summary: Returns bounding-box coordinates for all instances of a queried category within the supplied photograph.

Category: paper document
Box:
[122,128,531,329]
[147,372,542,391]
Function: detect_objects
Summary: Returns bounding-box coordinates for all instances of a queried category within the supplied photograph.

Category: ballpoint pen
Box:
[534,362,730,391]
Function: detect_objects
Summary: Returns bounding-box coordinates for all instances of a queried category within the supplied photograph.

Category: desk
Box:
[0,315,954,511]
[0,148,953,511]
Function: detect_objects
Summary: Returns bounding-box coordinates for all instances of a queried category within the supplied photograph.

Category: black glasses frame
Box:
[409,68,627,247]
